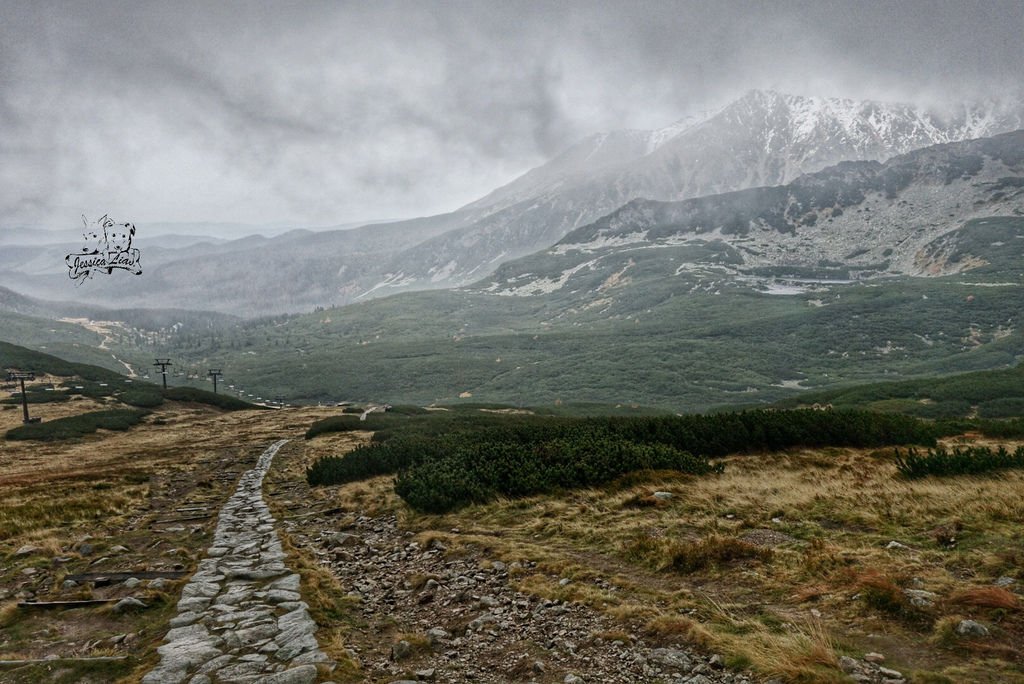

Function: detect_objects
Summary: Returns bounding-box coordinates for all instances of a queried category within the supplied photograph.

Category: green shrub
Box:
[5,409,150,441]
[1,389,71,405]
[393,436,719,514]
[306,435,449,486]
[118,388,165,408]
[894,444,1024,478]
[307,407,938,513]
[977,397,1024,419]
[162,386,259,410]
[972,418,1024,438]
[597,408,936,456]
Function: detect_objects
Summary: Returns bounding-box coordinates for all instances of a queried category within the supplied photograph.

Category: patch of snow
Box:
[430,260,458,283]
[762,283,807,295]
[552,231,649,254]
[490,260,598,297]
[356,272,415,299]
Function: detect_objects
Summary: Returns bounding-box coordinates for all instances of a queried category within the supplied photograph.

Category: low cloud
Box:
[2,0,1021,229]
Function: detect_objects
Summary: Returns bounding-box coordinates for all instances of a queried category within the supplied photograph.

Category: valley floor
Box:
[0,402,1022,683]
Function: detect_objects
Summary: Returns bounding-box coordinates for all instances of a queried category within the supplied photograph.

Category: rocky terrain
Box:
[479,131,1024,297]
[285,513,755,684]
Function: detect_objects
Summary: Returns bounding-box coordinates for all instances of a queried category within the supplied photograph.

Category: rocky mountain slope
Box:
[477,130,1024,299]
[367,92,1024,294]
[4,91,1020,316]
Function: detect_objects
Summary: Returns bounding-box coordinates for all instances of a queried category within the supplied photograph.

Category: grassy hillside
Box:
[0,311,121,371]
[4,218,1024,413]
[775,362,1024,418]
[114,264,1024,411]
[0,339,129,383]
[0,341,260,425]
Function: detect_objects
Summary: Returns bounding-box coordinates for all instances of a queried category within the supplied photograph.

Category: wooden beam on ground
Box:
[0,656,129,666]
[64,570,187,584]
[17,599,118,609]
[151,514,212,524]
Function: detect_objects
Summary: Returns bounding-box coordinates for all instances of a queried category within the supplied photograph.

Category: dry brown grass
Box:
[738,620,841,682]
[642,614,713,647]
[366,443,1024,683]
[12,396,1018,682]
[948,587,1020,611]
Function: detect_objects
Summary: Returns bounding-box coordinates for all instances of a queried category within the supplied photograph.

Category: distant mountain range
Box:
[478,130,1024,299]
[1,90,1022,315]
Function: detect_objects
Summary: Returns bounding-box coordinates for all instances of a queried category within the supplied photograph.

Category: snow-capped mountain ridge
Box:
[381,91,1023,300]
[463,89,1023,223]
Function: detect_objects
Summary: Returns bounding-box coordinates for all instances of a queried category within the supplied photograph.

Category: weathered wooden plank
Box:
[65,570,187,583]
[151,514,212,524]
[17,599,117,609]
[0,656,129,666]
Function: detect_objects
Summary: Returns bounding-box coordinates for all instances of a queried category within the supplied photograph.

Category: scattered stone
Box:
[415,668,436,681]
[124,577,141,589]
[994,576,1016,588]
[652,491,673,500]
[391,639,413,661]
[15,544,39,556]
[564,675,585,684]
[113,597,147,613]
[864,652,886,663]
[77,542,95,557]
[331,532,360,547]
[838,656,859,674]
[956,619,989,637]
[903,589,938,608]
[109,545,130,554]
[885,541,909,550]
[426,627,450,646]
[648,647,693,671]
[558,578,572,587]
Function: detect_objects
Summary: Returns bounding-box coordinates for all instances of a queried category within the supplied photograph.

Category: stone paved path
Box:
[143,440,330,684]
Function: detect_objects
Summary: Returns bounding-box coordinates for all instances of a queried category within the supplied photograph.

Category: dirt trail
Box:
[58,317,138,376]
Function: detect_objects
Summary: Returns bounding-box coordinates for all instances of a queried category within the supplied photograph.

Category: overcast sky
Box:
[2,0,1022,231]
